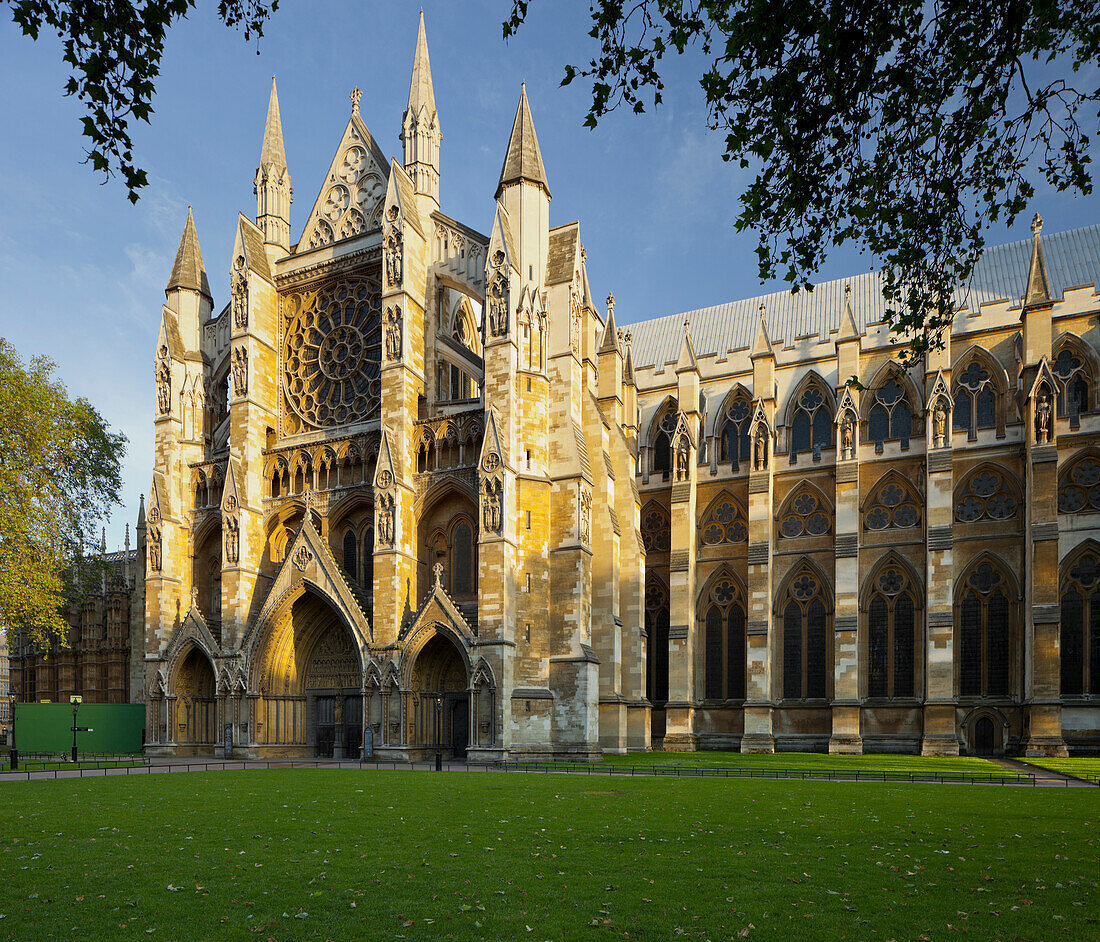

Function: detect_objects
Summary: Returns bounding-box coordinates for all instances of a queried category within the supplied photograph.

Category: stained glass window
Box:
[952,357,998,439]
[1058,455,1100,514]
[700,496,749,545]
[719,395,753,470]
[779,487,831,538]
[1061,550,1100,696]
[789,381,833,459]
[958,562,1014,698]
[864,476,922,531]
[781,568,829,699]
[702,576,746,700]
[955,468,1018,523]
[867,565,917,698]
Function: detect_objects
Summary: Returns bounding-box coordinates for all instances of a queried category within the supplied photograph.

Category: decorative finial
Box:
[350,87,362,115]
[623,330,632,348]
[606,291,615,316]
[1031,212,1043,236]
[191,586,199,607]
[683,315,691,332]
[759,302,766,317]
[580,244,587,262]
[845,283,851,298]
[433,561,444,587]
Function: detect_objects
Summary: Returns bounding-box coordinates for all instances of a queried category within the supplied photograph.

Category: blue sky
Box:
[1,0,1096,550]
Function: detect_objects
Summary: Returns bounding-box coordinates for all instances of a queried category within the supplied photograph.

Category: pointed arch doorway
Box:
[409,632,469,760]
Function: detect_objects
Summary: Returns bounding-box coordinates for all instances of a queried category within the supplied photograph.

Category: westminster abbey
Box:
[142,14,1099,759]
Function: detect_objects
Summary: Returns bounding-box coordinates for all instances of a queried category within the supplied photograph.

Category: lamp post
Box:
[71,695,81,763]
[434,694,443,772]
[8,692,16,771]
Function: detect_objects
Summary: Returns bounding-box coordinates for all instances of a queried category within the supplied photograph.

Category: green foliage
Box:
[1,770,1097,938]
[0,338,126,651]
[505,1,1100,361]
[4,1,279,202]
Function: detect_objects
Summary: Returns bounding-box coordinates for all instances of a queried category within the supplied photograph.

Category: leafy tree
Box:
[5,0,278,202]
[0,339,126,651]
[505,1,1100,359]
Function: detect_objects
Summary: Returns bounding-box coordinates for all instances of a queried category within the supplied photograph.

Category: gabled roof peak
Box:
[259,77,287,171]
[406,11,437,117]
[496,84,550,199]
[166,207,211,300]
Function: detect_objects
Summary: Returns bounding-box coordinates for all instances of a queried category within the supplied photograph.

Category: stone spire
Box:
[1024,212,1053,310]
[675,318,699,373]
[402,11,441,212]
[166,207,211,300]
[599,292,619,354]
[751,303,774,359]
[496,83,550,199]
[255,76,292,250]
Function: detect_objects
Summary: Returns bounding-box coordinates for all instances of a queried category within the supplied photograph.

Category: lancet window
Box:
[955,467,1018,523]
[788,380,833,459]
[867,380,913,449]
[1058,454,1100,514]
[778,487,831,539]
[867,564,917,699]
[426,517,477,600]
[864,475,921,531]
[700,495,748,546]
[702,574,746,700]
[651,407,678,478]
[641,503,671,555]
[1052,346,1092,427]
[717,393,753,470]
[780,566,829,699]
[645,575,670,703]
[952,359,997,439]
[958,561,1012,698]
[1060,549,1100,696]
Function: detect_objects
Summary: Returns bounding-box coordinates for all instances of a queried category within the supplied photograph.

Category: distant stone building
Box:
[10,525,145,708]
[143,13,1098,760]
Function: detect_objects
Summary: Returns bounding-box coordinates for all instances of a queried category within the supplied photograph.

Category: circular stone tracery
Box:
[282,278,381,431]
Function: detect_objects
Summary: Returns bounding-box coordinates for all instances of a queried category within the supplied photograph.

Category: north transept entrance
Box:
[409,632,469,759]
[173,647,216,751]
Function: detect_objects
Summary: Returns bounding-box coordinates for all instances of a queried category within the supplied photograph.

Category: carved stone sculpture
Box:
[232,345,248,397]
[841,414,854,460]
[384,307,402,361]
[933,398,947,447]
[156,346,171,415]
[1036,391,1052,444]
[754,426,768,471]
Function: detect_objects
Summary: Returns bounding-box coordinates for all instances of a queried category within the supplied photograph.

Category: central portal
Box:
[410,632,469,759]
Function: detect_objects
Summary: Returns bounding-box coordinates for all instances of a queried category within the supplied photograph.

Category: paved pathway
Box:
[989,756,1096,787]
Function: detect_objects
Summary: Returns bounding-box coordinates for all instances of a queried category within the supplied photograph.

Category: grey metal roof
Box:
[629,223,1100,370]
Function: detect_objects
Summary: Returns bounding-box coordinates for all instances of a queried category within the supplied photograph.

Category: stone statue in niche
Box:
[675,438,689,482]
[384,226,402,288]
[841,414,854,460]
[156,346,170,415]
[933,398,947,447]
[1036,390,1052,444]
[580,488,592,544]
[488,275,507,337]
[384,307,402,361]
[377,494,395,546]
[224,513,239,565]
[232,346,248,397]
[754,426,768,471]
[483,479,501,533]
[231,258,248,330]
[147,523,161,572]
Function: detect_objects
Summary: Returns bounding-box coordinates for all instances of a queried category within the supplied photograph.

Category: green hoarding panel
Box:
[13,702,145,755]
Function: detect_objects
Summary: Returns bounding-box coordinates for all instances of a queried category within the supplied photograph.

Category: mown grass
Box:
[1018,757,1100,782]
[1,769,1097,941]
[593,750,1002,774]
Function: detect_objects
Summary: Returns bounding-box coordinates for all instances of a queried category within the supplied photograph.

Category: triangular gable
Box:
[926,369,950,411]
[232,213,273,283]
[149,471,170,521]
[251,515,373,644]
[398,568,476,644]
[488,201,517,270]
[479,407,506,471]
[750,399,771,433]
[672,411,696,449]
[1026,357,1058,402]
[374,429,396,488]
[166,605,221,664]
[299,113,390,251]
[384,158,424,238]
[835,385,858,422]
[158,308,184,360]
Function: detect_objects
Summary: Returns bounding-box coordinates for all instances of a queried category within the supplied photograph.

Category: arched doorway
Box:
[972,716,996,756]
[174,647,216,752]
[250,587,365,758]
[409,632,469,760]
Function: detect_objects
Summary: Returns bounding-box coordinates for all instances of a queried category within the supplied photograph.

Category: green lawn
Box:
[1018,757,1100,782]
[594,750,1004,774]
[1,770,1097,940]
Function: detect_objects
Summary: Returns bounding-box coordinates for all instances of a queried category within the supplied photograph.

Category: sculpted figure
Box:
[1036,392,1052,444]
[156,356,170,415]
[754,427,768,471]
[841,415,854,459]
[933,399,947,446]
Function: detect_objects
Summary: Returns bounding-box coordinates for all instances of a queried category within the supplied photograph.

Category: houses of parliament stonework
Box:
[117,15,1100,759]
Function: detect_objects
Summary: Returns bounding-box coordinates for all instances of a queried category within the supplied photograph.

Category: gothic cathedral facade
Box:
[145,15,1099,759]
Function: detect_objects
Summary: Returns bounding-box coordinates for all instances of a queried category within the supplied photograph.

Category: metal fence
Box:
[0,755,1078,786]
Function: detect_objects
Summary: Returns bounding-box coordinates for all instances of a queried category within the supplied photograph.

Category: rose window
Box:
[779,488,831,538]
[1059,457,1100,513]
[954,467,1017,522]
[282,278,381,432]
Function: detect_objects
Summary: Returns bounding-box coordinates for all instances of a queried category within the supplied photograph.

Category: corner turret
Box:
[254,77,292,251]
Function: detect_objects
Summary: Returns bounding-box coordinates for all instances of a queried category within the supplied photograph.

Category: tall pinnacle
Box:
[406,11,436,116]
[1023,212,1053,310]
[496,83,550,199]
[260,76,287,170]
[166,207,211,299]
